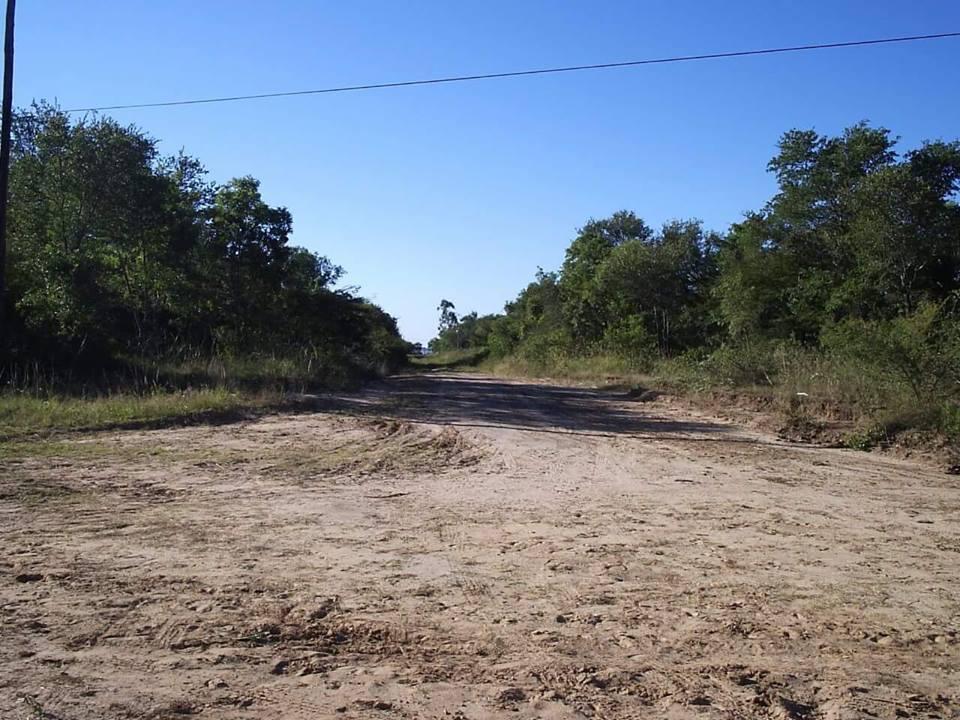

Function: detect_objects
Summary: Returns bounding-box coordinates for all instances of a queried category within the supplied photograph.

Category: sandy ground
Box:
[1,372,958,720]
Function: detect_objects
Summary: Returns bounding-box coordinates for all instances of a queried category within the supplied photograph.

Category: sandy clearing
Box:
[1,372,958,719]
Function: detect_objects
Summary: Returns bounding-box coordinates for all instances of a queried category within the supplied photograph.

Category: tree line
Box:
[432,124,960,435]
[1,103,408,387]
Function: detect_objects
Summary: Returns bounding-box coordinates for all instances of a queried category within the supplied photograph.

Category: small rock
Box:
[270,659,290,675]
[15,573,43,583]
[555,614,567,624]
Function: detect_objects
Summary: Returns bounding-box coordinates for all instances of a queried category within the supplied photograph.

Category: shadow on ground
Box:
[315,372,739,441]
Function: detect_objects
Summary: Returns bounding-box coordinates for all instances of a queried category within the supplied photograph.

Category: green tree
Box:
[559,211,653,345]
[4,102,409,382]
[715,123,960,342]
[597,219,719,355]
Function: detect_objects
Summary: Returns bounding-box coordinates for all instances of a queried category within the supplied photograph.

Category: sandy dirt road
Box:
[2,372,958,719]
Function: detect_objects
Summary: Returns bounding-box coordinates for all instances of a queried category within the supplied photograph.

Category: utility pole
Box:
[0,0,14,351]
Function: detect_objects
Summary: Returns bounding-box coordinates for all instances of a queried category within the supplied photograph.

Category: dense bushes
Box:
[435,123,960,445]
[1,104,408,390]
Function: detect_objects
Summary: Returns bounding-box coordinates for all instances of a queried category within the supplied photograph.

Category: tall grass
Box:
[0,351,374,443]
[483,342,959,451]
[0,388,282,441]
[482,353,643,383]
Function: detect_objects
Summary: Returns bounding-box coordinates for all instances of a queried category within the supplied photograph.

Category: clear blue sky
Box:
[15,2,960,344]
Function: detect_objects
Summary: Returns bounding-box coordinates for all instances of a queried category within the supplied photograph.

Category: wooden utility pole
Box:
[0,0,14,350]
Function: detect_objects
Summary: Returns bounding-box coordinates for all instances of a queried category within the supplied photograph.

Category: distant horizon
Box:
[16,1,960,344]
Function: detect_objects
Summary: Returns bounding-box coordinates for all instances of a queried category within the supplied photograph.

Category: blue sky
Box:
[15,2,960,343]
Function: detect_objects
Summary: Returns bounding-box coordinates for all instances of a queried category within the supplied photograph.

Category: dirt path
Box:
[2,372,958,719]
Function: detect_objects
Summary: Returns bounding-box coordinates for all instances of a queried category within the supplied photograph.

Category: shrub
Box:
[821,303,960,404]
[601,317,656,369]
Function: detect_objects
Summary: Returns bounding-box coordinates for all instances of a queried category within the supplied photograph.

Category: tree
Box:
[203,176,293,348]
[3,102,409,381]
[559,211,653,344]
[715,123,960,343]
[596,219,719,355]
[429,299,461,350]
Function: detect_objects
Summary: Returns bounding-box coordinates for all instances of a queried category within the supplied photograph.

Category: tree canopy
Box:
[3,103,408,383]
[434,123,960,410]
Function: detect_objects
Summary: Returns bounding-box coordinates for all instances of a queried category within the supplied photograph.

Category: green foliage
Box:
[515,327,573,364]
[3,103,407,385]
[429,301,503,355]
[0,388,285,442]
[601,316,655,367]
[596,219,719,354]
[821,302,960,403]
[940,404,960,442]
[715,124,960,340]
[559,211,653,343]
[843,424,888,451]
[431,122,960,448]
[409,347,489,370]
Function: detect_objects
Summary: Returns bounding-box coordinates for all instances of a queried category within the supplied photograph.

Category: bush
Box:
[821,304,960,404]
[516,328,574,365]
[602,317,656,369]
[698,339,809,387]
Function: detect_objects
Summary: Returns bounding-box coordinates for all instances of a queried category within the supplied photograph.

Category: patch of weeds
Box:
[843,424,887,451]
[0,389,295,441]
[778,395,824,442]
[18,696,58,720]
[939,403,960,442]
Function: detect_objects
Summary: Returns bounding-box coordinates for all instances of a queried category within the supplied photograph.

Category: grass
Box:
[0,388,290,442]
[409,348,489,370]
[0,351,390,460]
[0,438,117,461]
[480,353,643,384]
[153,354,367,392]
[479,350,959,457]
[0,349,393,460]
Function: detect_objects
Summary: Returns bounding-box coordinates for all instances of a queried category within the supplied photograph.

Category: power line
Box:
[65,31,960,113]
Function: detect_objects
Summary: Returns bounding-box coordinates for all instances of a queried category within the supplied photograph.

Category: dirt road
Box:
[2,373,958,719]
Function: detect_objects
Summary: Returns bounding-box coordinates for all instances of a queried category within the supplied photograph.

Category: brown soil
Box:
[2,372,958,719]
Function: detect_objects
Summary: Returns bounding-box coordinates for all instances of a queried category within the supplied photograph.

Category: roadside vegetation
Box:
[0,389,308,442]
[0,103,412,444]
[430,124,960,454]
[409,347,489,370]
